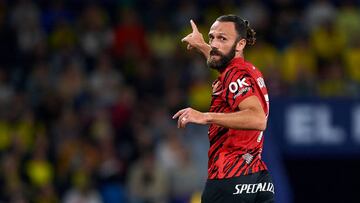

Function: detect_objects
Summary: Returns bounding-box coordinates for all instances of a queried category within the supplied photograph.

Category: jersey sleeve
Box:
[221,69,258,110]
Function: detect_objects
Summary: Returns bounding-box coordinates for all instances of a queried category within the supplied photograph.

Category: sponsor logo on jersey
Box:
[257,77,266,88]
[233,182,275,195]
[229,78,249,93]
[212,80,223,95]
[234,87,251,99]
[242,153,254,164]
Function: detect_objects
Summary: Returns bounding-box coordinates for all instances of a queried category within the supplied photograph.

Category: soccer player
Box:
[172,15,274,203]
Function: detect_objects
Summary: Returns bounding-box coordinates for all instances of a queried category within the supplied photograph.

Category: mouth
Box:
[210,54,221,59]
[210,50,222,56]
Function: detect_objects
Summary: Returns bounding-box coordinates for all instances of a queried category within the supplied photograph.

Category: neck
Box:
[235,51,244,58]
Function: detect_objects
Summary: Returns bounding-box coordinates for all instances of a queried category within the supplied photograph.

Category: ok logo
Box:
[229,78,249,93]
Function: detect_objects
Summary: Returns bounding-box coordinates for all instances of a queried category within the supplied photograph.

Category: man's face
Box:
[207,21,239,71]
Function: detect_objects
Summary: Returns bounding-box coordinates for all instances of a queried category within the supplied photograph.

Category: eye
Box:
[220,36,227,41]
[209,35,214,42]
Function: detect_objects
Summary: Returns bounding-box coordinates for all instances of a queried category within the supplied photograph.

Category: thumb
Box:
[181,34,191,42]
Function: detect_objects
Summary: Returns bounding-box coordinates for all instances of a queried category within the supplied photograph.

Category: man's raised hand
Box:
[181,20,211,59]
[181,20,206,50]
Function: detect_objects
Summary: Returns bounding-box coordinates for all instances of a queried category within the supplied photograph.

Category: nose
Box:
[210,40,220,50]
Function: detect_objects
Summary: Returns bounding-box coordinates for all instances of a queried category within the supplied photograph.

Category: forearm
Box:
[198,43,211,60]
[205,109,266,131]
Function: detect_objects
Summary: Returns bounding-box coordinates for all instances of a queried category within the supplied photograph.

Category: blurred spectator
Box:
[271,1,304,49]
[0,153,25,201]
[97,135,123,181]
[131,59,165,99]
[245,38,286,95]
[63,169,103,203]
[317,60,347,97]
[34,184,59,203]
[245,38,280,76]
[147,106,174,138]
[148,21,177,59]
[56,137,80,186]
[11,0,44,54]
[49,19,76,52]
[27,62,53,105]
[91,108,114,142]
[156,129,183,171]
[0,70,14,105]
[10,0,39,30]
[304,0,337,32]
[344,37,360,96]
[78,4,112,62]
[188,76,212,112]
[56,61,85,103]
[168,147,202,203]
[110,86,136,131]
[335,0,360,45]
[310,20,346,62]
[13,110,42,153]
[237,0,270,32]
[0,117,11,151]
[186,56,212,111]
[96,135,127,203]
[112,7,148,59]
[281,35,317,95]
[89,54,123,106]
[127,150,169,203]
[25,135,53,188]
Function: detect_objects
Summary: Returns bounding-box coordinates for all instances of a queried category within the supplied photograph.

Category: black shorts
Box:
[201,170,274,203]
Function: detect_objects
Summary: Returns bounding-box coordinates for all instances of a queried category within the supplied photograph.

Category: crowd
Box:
[0,0,359,202]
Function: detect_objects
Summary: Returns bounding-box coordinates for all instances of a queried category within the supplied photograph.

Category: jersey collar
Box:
[228,57,245,67]
[220,57,245,74]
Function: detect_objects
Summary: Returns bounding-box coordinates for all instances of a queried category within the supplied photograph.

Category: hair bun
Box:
[244,20,256,46]
[244,19,249,27]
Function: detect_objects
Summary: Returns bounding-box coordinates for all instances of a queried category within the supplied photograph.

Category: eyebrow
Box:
[208,32,228,37]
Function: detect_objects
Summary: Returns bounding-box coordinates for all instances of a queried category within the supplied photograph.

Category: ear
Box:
[236,38,246,52]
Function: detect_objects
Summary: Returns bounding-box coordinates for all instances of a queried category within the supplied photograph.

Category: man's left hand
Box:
[172,107,210,128]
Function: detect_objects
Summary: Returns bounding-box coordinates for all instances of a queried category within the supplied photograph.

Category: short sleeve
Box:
[222,70,257,110]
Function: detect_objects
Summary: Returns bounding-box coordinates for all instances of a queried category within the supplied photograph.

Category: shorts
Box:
[201,170,274,203]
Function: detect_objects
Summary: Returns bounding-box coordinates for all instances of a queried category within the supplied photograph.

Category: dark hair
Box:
[216,14,256,46]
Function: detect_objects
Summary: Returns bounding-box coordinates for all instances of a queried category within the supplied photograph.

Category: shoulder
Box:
[244,60,264,76]
[222,65,254,84]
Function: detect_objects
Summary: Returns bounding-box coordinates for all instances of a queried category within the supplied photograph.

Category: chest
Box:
[209,79,229,112]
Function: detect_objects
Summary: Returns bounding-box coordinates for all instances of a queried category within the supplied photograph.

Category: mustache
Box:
[210,49,223,56]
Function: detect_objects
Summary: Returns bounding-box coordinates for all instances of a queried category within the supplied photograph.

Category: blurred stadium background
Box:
[0,0,360,202]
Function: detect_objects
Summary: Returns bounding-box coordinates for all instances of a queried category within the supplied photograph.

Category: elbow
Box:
[254,115,267,131]
[257,119,267,131]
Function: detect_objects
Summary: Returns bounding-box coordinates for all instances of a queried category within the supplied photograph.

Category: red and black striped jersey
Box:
[207,57,269,179]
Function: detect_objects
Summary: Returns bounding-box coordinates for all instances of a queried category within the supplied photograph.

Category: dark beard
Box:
[207,44,236,72]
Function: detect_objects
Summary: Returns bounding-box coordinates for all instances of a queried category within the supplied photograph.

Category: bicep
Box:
[237,95,265,116]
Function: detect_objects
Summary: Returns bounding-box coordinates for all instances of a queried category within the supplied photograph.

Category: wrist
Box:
[199,43,211,59]
[199,43,210,51]
[204,112,213,124]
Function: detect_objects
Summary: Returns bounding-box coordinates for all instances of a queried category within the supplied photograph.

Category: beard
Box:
[207,43,236,72]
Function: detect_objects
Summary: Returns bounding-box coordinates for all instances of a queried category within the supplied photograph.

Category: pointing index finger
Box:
[190,19,199,33]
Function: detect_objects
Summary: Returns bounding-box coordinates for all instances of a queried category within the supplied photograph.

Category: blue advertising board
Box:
[267,98,360,156]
